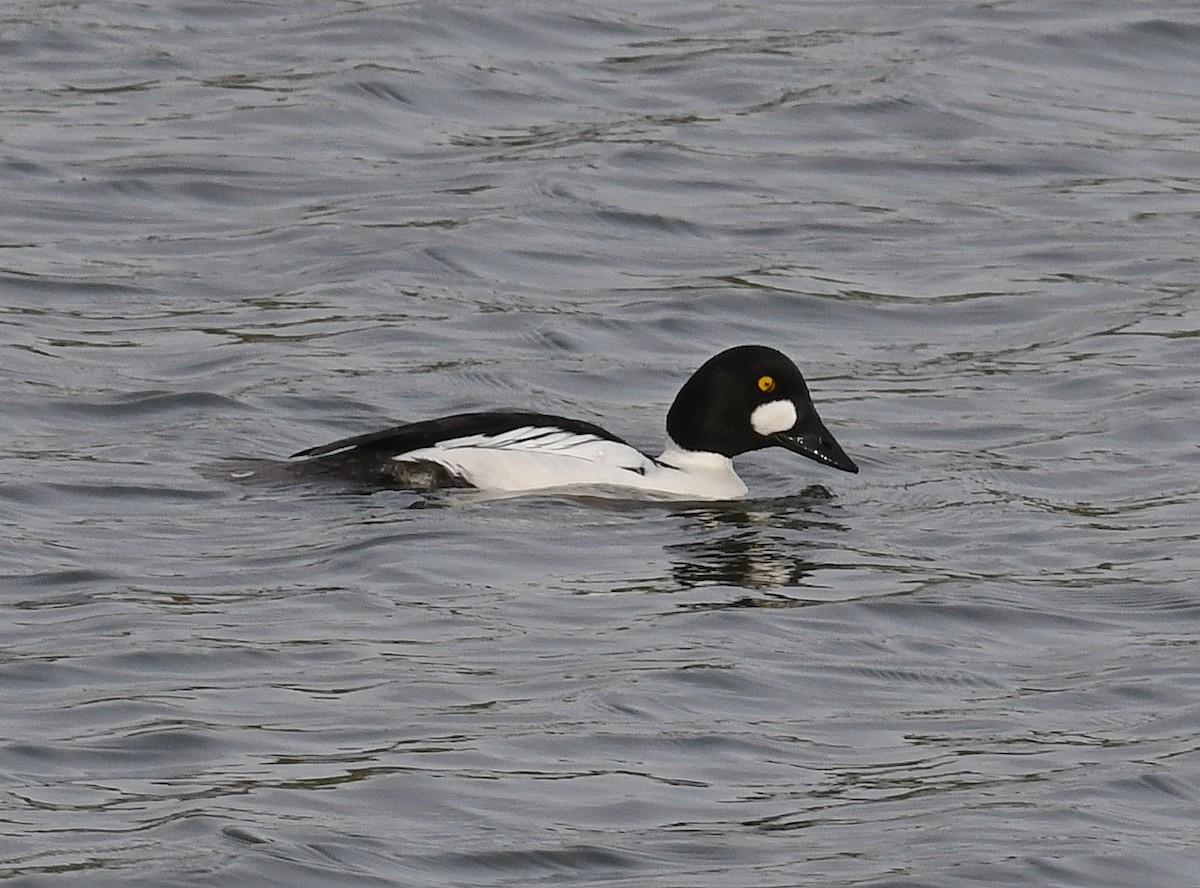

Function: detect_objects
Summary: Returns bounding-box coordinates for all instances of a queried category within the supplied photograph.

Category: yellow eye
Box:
[757,375,776,393]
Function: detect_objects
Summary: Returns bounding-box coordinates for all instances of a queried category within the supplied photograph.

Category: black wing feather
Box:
[290,411,629,461]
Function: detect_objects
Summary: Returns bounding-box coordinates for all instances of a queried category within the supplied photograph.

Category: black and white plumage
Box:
[260,345,859,500]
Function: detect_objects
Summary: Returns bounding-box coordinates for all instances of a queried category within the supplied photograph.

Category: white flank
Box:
[393,427,640,491]
[392,425,749,499]
[750,399,797,436]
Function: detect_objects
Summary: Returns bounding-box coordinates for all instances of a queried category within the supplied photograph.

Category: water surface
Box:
[3,1,1199,885]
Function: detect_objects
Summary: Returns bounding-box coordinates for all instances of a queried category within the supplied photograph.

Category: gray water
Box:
[3,1,1199,885]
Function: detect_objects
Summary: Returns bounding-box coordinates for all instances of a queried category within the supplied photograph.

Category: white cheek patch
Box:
[750,399,798,436]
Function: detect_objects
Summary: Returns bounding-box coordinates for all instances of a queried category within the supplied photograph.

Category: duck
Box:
[283,345,858,500]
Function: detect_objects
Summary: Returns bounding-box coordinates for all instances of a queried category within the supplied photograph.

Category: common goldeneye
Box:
[280,345,858,500]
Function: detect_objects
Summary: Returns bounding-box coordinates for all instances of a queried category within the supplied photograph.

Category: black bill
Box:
[773,415,859,474]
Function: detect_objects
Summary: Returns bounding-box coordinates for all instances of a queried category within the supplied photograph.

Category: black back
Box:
[291,411,630,460]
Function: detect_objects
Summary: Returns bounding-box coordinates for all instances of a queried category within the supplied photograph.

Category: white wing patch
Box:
[407,426,629,458]
[392,425,650,492]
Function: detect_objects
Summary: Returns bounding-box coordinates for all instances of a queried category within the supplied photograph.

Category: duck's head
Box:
[666,345,859,474]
